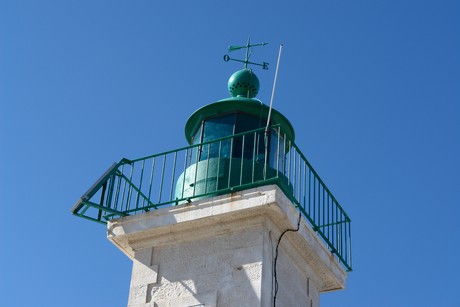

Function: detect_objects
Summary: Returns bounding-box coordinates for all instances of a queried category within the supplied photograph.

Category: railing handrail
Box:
[290,141,351,221]
[126,125,283,164]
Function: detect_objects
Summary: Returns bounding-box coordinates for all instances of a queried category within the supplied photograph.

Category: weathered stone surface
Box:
[108,185,347,306]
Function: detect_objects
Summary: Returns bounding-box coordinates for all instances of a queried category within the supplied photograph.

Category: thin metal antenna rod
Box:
[265,44,283,133]
[263,44,283,180]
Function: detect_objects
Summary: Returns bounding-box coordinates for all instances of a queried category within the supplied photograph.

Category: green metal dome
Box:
[228,69,259,98]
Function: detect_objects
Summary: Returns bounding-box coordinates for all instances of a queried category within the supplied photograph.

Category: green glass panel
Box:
[201,114,235,160]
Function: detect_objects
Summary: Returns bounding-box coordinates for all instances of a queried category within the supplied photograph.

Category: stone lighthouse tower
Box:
[72,41,352,307]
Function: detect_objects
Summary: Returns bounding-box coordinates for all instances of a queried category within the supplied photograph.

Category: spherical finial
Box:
[228,69,260,98]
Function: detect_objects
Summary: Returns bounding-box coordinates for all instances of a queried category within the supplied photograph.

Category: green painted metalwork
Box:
[228,69,260,98]
[222,38,268,98]
[184,97,295,145]
[71,126,352,271]
[223,37,269,70]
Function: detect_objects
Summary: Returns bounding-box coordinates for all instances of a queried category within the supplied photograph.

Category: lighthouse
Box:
[72,40,352,306]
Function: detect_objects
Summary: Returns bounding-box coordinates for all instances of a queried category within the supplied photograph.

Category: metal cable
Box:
[273,212,301,307]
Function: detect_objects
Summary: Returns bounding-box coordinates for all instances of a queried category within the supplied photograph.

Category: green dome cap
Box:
[228,69,259,98]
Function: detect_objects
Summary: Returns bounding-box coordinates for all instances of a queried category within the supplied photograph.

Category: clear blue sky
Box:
[1,1,459,306]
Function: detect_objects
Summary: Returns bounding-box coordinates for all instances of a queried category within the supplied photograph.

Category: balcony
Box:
[71,125,352,271]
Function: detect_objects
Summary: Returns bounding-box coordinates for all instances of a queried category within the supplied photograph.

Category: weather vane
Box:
[223,37,269,70]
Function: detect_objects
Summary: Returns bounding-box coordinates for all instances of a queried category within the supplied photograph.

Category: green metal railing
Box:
[71,126,352,271]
